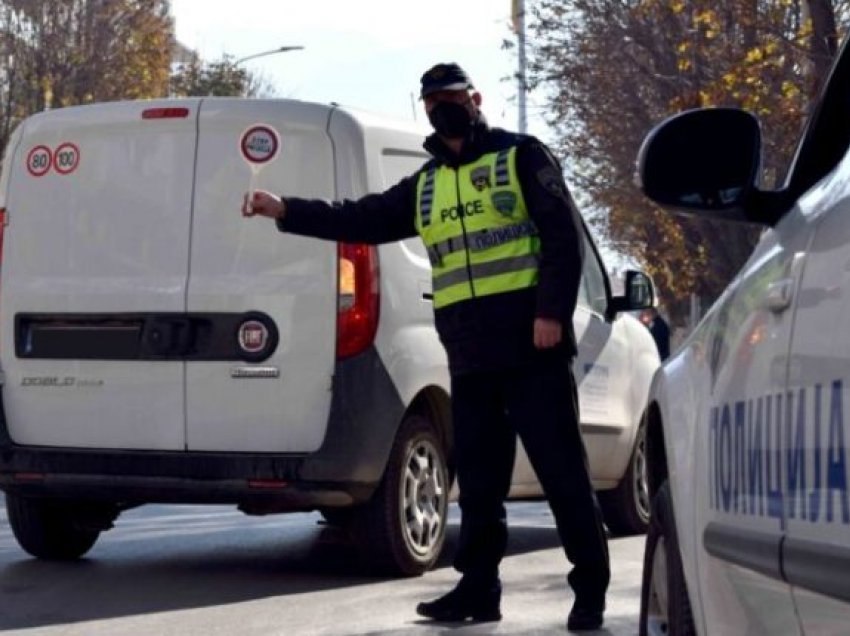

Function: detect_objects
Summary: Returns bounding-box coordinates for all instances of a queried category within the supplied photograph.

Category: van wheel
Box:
[639,482,695,636]
[351,414,449,576]
[600,420,650,535]
[6,494,101,560]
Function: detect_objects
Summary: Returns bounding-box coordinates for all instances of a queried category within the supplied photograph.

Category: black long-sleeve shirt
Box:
[278,122,585,374]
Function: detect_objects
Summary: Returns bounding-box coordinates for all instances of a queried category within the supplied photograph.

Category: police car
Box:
[636,36,850,636]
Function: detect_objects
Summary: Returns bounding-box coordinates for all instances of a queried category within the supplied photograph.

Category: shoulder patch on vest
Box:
[537,165,568,201]
[470,166,491,191]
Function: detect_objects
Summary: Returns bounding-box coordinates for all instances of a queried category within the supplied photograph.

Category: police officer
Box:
[242,63,609,632]
[640,307,671,361]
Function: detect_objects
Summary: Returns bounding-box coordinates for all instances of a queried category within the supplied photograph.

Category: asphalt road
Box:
[0,499,645,635]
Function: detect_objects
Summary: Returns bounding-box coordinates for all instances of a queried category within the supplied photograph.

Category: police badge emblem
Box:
[491,191,517,217]
[470,166,491,191]
[537,166,569,203]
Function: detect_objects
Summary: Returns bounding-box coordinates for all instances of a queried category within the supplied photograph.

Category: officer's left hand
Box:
[534,318,562,349]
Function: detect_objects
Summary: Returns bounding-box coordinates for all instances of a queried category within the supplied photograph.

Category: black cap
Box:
[420,63,474,97]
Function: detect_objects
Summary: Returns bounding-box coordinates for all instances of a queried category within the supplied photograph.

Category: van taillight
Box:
[336,243,379,360]
[142,107,190,119]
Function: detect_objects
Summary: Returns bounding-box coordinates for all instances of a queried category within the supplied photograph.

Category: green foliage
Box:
[170,54,270,98]
[0,0,173,157]
[528,0,850,324]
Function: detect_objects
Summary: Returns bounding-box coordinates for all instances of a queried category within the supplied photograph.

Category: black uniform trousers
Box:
[450,350,610,604]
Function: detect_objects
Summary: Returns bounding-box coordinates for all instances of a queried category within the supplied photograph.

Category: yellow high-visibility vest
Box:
[415,146,540,309]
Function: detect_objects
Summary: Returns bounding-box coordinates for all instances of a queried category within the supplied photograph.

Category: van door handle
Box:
[765,278,794,313]
[143,317,196,356]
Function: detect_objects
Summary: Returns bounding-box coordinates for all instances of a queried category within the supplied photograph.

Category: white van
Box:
[0,98,659,575]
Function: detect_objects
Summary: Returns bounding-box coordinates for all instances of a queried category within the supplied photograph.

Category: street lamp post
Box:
[234,45,305,66]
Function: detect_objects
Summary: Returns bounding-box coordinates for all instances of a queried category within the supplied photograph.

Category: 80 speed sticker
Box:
[25,142,80,177]
[26,145,52,177]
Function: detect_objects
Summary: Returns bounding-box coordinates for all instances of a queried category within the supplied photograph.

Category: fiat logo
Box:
[238,320,268,354]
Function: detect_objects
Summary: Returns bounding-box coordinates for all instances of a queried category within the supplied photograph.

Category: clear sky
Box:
[169,0,550,140]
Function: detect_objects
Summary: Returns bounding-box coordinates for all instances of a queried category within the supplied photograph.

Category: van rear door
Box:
[2,100,201,450]
[185,100,337,453]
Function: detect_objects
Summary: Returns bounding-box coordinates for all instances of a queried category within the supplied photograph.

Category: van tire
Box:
[600,420,650,535]
[639,481,695,636]
[351,414,449,576]
[6,494,100,560]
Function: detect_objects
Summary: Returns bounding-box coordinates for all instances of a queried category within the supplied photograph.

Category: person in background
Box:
[242,62,609,633]
[640,307,671,361]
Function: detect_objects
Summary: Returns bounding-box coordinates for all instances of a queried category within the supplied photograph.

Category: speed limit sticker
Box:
[240,125,280,165]
[26,145,52,177]
[53,142,80,175]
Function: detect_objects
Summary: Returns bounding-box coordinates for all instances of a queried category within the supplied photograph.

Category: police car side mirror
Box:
[636,108,777,225]
[608,270,655,320]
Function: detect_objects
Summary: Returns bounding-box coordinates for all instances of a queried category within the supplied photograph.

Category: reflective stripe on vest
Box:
[415,145,541,309]
[426,219,538,266]
[419,167,437,227]
[494,149,510,186]
[432,253,540,292]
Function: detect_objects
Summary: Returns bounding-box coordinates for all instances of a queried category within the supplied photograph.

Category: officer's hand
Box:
[242,190,285,220]
[534,318,562,349]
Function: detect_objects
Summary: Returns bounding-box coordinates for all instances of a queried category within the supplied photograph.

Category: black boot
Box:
[416,579,502,623]
[566,596,605,632]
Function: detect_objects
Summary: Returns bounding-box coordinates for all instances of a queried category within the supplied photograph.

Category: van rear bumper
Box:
[0,445,372,511]
[0,467,362,511]
[0,347,406,512]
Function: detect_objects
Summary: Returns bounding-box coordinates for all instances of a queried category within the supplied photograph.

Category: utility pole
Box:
[513,0,528,134]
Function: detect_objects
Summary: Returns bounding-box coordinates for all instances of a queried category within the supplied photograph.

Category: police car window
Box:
[580,234,608,314]
[786,35,850,197]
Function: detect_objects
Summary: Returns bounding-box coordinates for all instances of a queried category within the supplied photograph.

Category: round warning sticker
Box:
[240,125,280,165]
[26,145,52,177]
[53,142,80,175]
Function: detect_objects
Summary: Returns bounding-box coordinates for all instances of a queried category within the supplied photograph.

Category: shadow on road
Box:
[0,503,567,631]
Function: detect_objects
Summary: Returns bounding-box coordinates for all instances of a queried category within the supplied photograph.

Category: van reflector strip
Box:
[247,479,288,489]
[142,107,190,120]
[14,472,46,482]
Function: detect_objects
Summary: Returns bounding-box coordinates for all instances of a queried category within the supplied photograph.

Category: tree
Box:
[0,0,173,158]
[528,0,850,324]
[170,53,272,98]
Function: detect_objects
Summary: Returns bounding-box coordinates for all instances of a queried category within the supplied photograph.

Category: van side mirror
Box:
[608,270,655,320]
[637,108,765,223]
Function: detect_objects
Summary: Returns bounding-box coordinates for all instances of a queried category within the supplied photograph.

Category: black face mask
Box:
[428,101,473,139]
